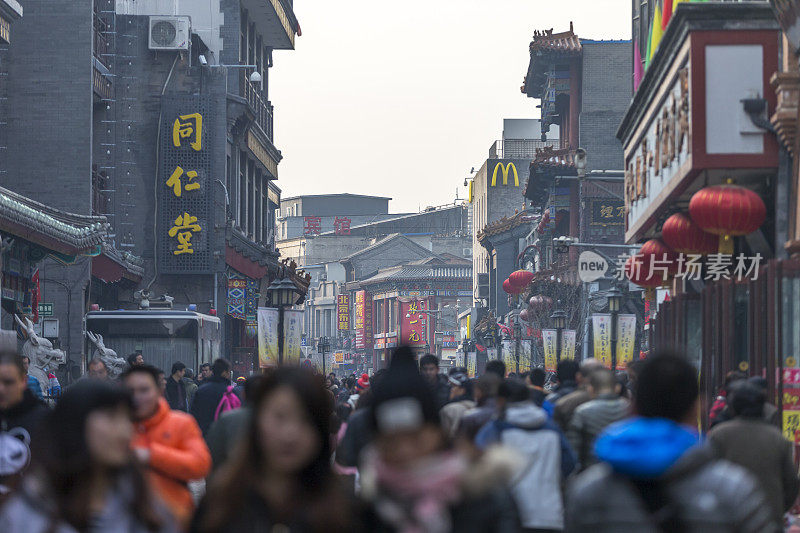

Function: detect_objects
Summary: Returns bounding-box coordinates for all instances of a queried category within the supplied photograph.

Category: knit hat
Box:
[371,346,439,434]
[356,373,370,391]
[448,372,469,388]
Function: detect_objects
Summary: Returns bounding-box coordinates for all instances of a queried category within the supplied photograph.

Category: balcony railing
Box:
[490,139,559,159]
[241,69,274,142]
[93,13,110,69]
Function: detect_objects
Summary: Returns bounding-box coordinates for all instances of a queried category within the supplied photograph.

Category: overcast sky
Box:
[270,0,631,213]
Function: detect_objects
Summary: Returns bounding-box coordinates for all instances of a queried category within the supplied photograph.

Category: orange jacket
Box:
[131,398,211,527]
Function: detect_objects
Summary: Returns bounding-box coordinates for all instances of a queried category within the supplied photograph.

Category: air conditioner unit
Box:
[149,16,190,51]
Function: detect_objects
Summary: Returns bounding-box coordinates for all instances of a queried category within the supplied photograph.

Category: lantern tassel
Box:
[718,235,734,255]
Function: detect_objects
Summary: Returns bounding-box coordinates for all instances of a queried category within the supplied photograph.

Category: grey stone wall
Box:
[579,41,632,172]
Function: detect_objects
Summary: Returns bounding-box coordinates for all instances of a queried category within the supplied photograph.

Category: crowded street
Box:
[1,0,800,531]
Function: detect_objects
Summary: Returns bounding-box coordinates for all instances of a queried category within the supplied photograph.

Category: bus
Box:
[85,310,221,374]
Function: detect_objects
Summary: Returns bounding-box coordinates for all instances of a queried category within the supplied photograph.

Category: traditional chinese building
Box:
[0,0,301,367]
[344,255,472,371]
[619,2,788,424]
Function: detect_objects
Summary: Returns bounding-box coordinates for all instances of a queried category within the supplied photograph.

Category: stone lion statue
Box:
[14,315,66,397]
[86,331,127,380]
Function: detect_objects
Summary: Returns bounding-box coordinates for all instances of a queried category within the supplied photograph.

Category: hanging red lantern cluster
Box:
[661,212,718,255]
[688,182,766,254]
[519,309,530,322]
[502,278,517,294]
[624,255,663,288]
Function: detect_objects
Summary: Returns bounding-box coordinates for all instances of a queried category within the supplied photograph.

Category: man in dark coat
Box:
[189,358,232,437]
[709,379,800,529]
[0,353,48,503]
[420,354,449,409]
[165,361,188,411]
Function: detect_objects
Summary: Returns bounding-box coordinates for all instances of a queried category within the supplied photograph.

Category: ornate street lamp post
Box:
[266,276,300,365]
[607,287,623,371]
[550,309,567,361]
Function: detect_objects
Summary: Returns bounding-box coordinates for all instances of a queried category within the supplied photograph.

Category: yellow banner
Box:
[282,309,303,365]
[467,352,476,378]
[592,314,612,368]
[543,329,557,372]
[562,330,576,360]
[616,314,637,369]
[257,307,279,368]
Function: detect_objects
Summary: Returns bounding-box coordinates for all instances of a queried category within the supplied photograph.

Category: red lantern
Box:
[519,309,530,322]
[528,295,553,309]
[689,183,766,254]
[661,213,717,255]
[509,269,534,289]
[624,255,663,288]
[639,239,679,276]
[502,278,520,295]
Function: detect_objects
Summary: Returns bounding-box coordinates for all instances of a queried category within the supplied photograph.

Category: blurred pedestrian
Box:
[476,378,576,531]
[525,367,551,414]
[566,368,629,471]
[546,359,579,403]
[87,357,111,381]
[0,353,47,503]
[485,360,506,379]
[123,365,211,528]
[183,368,198,406]
[193,367,355,532]
[709,380,800,529]
[421,354,450,409]
[206,376,263,472]
[440,372,475,439]
[127,353,145,367]
[21,355,43,401]
[335,371,385,471]
[708,370,746,427]
[747,376,781,427]
[566,353,772,532]
[190,358,235,437]
[360,347,520,532]
[553,358,602,432]
[458,373,502,442]
[196,363,211,385]
[165,362,188,412]
[156,370,167,395]
[0,380,175,532]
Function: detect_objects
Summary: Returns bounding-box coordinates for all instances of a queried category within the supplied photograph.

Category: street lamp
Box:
[318,336,330,376]
[513,318,522,374]
[550,309,567,361]
[607,286,623,371]
[266,276,301,365]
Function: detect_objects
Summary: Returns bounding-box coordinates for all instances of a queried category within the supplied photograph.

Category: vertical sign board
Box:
[337,295,350,331]
[542,329,557,373]
[400,300,428,347]
[283,310,303,365]
[257,307,279,368]
[592,314,612,369]
[616,315,637,369]
[562,330,577,360]
[158,95,215,274]
[354,291,373,349]
[467,352,477,378]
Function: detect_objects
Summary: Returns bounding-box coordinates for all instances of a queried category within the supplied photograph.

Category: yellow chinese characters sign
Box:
[173,113,203,151]
[592,314,612,368]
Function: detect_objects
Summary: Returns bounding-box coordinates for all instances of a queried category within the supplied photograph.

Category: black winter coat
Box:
[165,376,187,411]
[189,376,230,437]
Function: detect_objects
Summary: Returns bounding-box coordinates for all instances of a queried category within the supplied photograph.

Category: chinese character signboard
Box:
[543,329,557,372]
[257,307,279,368]
[590,200,625,227]
[334,217,351,235]
[227,278,246,319]
[159,96,214,273]
[783,366,800,444]
[562,330,576,360]
[354,291,373,349]
[592,314,612,368]
[467,352,477,378]
[401,300,429,347]
[304,217,321,235]
[283,309,303,365]
[337,295,350,331]
[616,315,637,369]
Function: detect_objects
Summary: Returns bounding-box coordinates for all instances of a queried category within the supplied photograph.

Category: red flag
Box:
[634,39,644,91]
[662,0,673,30]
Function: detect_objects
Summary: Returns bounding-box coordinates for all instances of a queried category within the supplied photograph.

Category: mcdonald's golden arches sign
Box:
[491,162,519,187]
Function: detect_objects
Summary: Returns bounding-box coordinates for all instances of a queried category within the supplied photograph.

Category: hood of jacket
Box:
[594,417,699,479]
[504,401,547,430]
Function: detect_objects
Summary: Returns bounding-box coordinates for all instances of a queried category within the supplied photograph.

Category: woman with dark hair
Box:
[0,380,174,532]
[192,367,356,532]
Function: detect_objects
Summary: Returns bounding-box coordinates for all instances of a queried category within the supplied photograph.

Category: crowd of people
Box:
[0,345,797,532]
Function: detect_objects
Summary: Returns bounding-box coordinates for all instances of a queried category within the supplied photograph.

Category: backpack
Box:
[213,385,242,421]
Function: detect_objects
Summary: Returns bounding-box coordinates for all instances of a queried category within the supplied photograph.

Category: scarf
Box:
[364,450,466,533]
